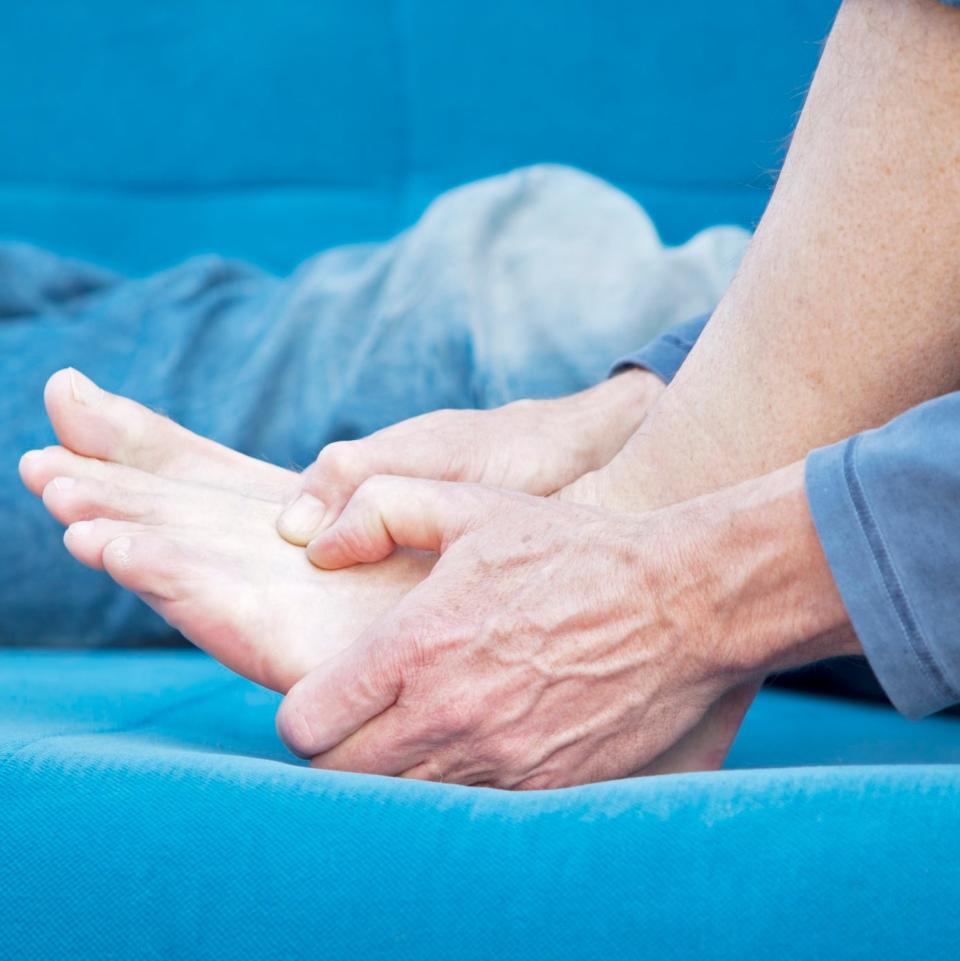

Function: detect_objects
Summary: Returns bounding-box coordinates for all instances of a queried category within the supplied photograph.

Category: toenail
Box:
[105,536,133,567]
[68,520,93,537]
[68,368,104,407]
[277,493,328,544]
[51,476,76,491]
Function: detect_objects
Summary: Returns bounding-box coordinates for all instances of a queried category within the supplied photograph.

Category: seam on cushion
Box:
[0,675,248,775]
[843,437,958,704]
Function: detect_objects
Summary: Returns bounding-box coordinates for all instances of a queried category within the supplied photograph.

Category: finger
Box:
[305,475,491,570]
[277,428,468,546]
[275,633,404,759]
[307,705,429,777]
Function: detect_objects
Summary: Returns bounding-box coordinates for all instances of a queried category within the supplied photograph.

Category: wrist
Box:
[562,369,664,470]
[674,460,858,683]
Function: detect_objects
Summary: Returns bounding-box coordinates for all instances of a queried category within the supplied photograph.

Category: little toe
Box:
[63,518,152,571]
[42,475,160,527]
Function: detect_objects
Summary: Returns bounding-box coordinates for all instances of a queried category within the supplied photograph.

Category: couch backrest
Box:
[0,0,838,273]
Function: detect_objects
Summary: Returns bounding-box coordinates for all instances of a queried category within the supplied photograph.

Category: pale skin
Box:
[21,366,746,776]
[19,0,960,786]
[275,0,960,779]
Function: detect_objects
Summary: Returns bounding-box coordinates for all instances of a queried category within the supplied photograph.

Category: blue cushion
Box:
[0,0,838,272]
[2,650,959,959]
[7,4,955,954]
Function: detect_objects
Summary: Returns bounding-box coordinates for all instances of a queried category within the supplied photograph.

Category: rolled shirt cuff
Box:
[608,313,710,385]
[806,429,960,719]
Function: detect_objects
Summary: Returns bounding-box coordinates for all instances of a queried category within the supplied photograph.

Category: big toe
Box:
[45,367,155,464]
[43,368,297,502]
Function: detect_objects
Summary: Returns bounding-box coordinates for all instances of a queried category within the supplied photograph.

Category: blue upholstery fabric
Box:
[6,2,956,956]
[1,1,838,273]
[2,650,959,959]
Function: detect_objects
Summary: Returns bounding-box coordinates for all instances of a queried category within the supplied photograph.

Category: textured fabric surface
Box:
[5,4,959,954]
[807,395,960,719]
[1,166,747,649]
[2,650,959,960]
[0,1,839,272]
[609,312,711,383]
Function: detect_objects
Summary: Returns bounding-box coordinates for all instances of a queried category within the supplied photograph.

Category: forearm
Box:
[602,0,960,513]
[679,460,859,682]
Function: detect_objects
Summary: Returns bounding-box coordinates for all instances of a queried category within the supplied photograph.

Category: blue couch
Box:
[3,2,958,958]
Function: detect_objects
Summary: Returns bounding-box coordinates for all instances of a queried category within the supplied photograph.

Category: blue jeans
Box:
[1,165,747,647]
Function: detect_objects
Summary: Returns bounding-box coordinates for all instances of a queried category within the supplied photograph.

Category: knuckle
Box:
[351,473,377,501]
[313,440,366,482]
[427,408,460,429]
[352,473,395,510]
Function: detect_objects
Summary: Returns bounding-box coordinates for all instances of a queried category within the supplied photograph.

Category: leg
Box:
[4,167,744,646]
[572,0,960,769]
[21,371,754,784]
[599,0,960,510]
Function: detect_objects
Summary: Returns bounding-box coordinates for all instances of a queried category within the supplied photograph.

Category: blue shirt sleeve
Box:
[806,392,960,718]
[608,314,709,384]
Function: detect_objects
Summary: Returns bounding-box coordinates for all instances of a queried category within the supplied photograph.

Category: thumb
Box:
[277,429,472,547]
[276,441,375,547]
[305,476,492,569]
[276,629,402,759]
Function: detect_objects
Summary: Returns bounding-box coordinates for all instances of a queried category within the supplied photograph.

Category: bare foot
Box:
[21,369,748,774]
[19,369,431,693]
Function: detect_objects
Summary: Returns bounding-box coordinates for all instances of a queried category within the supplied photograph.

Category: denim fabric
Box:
[2,165,748,648]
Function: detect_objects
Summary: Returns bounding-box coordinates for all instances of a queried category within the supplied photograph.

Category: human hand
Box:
[276,369,663,545]
[276,464,850,788]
